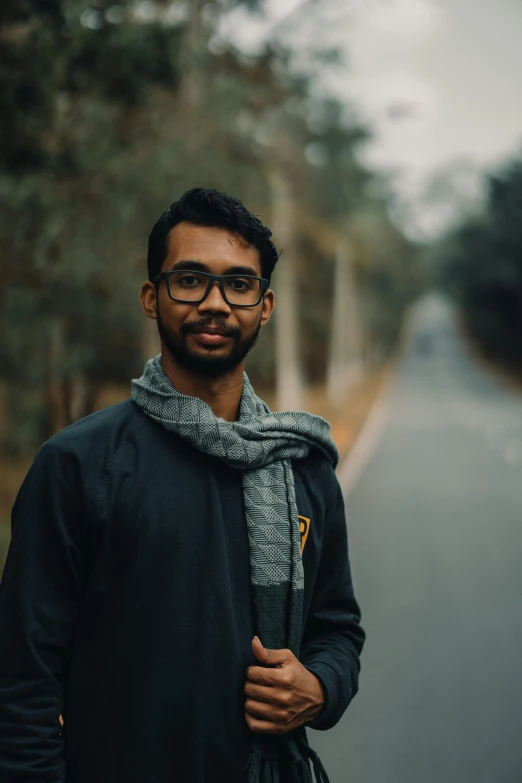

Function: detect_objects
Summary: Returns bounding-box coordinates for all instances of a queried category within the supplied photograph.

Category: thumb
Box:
[251,636,291,667]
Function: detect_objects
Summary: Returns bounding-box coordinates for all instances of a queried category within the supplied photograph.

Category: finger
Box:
[245,713,288,736]
[244,681,275,703]
[245,698,286,722]
[246,665,290,687]
[251,637,294,667]
[244,682,294,709]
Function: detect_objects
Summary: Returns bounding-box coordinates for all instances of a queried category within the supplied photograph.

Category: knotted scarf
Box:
[131,355,339,782]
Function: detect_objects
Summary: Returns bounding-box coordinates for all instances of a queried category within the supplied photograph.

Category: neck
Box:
[160,351,244,422]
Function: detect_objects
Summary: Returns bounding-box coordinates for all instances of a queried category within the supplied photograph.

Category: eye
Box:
[178,274,204,287]
[228,277,253,291]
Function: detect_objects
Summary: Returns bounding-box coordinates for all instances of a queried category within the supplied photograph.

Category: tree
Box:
[439,156,522,376]
[326,237,363,406]
[268,167,304,410]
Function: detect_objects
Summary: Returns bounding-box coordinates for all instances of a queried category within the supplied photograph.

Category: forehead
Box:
[163,221,262,275]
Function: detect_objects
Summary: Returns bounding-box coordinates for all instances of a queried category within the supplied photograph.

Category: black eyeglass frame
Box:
[153,270,269,308]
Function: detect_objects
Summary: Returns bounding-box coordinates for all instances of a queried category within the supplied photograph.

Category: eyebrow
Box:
[169,260,261,277]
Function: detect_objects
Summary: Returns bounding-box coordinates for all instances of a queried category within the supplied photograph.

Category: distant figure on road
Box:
[0,187,364,783]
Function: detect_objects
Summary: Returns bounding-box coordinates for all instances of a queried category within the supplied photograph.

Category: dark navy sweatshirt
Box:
[0,400,364,783]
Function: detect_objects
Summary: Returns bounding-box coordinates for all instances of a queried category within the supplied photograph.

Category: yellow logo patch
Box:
[298,515,311,555]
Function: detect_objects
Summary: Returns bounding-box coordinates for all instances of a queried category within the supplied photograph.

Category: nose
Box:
[197,280,232,315]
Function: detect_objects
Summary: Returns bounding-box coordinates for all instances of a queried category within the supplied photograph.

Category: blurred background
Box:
[1,1,522,779]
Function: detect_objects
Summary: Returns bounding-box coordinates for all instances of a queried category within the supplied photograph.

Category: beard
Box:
[156,307,262,377]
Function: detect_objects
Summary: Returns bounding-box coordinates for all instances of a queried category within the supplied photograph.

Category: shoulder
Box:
[13,402,156,522]
[293,447,341,506]
[34,400,148,484]
[294,446,338,485]
[45,399,139,450]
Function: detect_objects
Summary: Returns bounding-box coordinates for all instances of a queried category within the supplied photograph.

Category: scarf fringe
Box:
[296,740,331,783]
[291,758,314,783]
[246,738,330,783]
[247,750,280,783]
[307,749,331,783]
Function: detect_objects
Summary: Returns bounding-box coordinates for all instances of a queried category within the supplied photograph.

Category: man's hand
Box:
[244,636,325,735]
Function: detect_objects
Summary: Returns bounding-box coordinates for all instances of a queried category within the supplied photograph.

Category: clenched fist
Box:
[244,636,325,736]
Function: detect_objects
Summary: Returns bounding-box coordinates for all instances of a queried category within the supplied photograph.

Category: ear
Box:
[260,288,275,327]
[140,281,158,320]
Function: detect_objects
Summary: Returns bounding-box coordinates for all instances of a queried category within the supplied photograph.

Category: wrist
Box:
[309,670,326,717]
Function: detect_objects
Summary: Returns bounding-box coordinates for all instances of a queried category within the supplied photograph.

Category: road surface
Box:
[310,295,522,783]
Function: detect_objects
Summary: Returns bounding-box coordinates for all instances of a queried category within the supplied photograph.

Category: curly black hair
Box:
[147,187,279,283]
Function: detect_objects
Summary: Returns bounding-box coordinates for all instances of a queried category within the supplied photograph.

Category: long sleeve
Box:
[300,472,365,731]
[0,442,90,782]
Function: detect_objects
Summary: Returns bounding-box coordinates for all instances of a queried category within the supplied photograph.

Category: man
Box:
[0,187,364,782]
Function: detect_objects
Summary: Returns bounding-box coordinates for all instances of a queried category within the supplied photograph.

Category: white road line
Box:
[337,368,395,499]
[336,307,417,499]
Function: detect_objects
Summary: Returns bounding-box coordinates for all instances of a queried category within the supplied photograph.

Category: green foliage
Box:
[66,23,182,104]
[439,157,522,374]
[305,99,371,220]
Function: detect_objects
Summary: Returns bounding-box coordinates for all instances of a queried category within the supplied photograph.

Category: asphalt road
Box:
[310,295,522,783]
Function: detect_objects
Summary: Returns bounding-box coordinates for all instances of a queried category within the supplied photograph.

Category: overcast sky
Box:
[219,0,522,237]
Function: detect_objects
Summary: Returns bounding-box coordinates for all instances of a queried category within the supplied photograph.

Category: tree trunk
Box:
[0,380,6,459]
[179,0,204,113]
[269,168,304,411]
[68,371,98,423]
[326,237,363,407]
[46,318,68,434]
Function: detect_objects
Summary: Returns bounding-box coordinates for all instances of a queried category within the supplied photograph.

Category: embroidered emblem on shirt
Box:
[298,515,311,555]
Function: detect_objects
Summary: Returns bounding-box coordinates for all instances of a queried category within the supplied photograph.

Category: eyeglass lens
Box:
[169,271,262,306]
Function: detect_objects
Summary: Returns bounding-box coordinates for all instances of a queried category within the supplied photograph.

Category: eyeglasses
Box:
[153,270,269,307]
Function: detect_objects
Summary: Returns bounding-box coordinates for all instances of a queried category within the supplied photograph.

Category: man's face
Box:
[141,222,275,376]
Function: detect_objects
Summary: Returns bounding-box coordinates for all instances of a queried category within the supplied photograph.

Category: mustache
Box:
[180,318,241,339]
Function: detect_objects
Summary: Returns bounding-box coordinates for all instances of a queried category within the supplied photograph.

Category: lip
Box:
[192,332,230,345]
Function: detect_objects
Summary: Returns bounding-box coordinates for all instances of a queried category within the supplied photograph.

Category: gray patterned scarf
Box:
[131,355,338,783]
